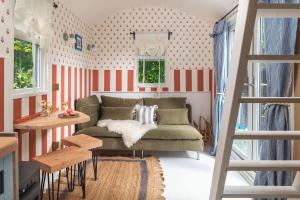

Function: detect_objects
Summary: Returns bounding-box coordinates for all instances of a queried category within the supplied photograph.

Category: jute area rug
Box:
[57,156,165,200]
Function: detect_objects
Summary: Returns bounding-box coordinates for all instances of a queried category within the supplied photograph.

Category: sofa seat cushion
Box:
[78,125,201,140]
[143,125,201,140]
[78,126,122,138]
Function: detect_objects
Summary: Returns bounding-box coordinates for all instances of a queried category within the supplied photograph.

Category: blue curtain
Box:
[210,20,229,156]
[254,1,298,199]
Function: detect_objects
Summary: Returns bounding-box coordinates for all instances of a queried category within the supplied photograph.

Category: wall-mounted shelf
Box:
[14,111,90,130]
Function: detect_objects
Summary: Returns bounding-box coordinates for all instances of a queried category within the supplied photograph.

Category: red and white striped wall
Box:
[0,56,13,133]
[13,65,92,161]
[91,68,213,93]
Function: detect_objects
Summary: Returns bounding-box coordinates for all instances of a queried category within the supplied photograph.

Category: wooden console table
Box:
[14,111,90,130]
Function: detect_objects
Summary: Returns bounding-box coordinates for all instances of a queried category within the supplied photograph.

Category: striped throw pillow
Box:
[135,105,158,125]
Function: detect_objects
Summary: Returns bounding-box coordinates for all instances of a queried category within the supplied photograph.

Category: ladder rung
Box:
[223,186,300,198]
[256,3,300,18]
[248,55,300,63]
[240,97,300,104]
[228,160,300,171]
[234,131,300,140]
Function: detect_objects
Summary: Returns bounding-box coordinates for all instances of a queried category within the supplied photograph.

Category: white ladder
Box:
[209,0,300,199]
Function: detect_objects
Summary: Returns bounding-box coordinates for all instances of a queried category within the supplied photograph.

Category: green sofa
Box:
[75,95,204,156]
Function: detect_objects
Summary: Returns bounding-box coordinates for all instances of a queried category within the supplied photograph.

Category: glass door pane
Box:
[227,23,254,159]
[233,75,253,158]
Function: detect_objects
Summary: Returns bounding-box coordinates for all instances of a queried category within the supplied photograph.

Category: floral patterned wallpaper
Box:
[0,0,13,58]
[92,7,214,70]
[49,0,94,68]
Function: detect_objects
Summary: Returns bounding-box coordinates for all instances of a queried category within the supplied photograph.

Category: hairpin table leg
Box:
[47,173,50,200]
[51,173,55,199]
[78,163,82,186]
[92,148,98,180]
[66,165,76,191]
[57,171,61,200]
[44,172,61,200]
[80,161,87,199]
[40,171,46,199]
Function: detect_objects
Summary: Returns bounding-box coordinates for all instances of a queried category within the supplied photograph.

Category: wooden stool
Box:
[61,134,103,181]
[33,146,91,200]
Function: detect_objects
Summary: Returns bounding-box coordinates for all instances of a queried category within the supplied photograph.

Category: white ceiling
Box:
[59,0,238,25]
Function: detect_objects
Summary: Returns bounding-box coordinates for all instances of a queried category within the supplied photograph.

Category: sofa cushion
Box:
[101,96,143,107]
[143,97,186,109]
[76,95,100,130]
[144,125,201,140]
[78,126,121,138]
[157,109,189,125]
[78,125,201,140]
[100,107,134,120]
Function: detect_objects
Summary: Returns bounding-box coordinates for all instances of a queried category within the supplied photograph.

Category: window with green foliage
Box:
[14,38,41,90]
[138,59,165,84]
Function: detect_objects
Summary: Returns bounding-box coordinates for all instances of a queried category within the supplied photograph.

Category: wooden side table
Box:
[61,134,103,181]
[33,146,91,200]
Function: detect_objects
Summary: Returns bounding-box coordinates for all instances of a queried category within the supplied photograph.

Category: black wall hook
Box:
[53,2,58,9]
[130,32,136,40]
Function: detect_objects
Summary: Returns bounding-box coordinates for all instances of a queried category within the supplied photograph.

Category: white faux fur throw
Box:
[97,119,156,148]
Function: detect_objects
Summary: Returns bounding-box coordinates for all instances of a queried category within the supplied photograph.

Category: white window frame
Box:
[13,31,48,98]
[137,56,167,87]
[231,19,263,184]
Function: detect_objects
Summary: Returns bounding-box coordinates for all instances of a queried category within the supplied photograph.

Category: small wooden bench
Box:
[61,134,103,181]
[33,146,91,200]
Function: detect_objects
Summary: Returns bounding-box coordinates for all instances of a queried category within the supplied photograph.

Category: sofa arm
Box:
[186,104,192,124]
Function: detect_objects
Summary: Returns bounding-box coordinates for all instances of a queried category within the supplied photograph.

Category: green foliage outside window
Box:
[14,38,33,89]
[138,59,165,84]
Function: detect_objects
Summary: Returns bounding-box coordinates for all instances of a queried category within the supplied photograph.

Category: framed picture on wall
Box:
[75,34,82,51]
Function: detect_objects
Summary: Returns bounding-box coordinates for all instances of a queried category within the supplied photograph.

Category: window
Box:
[138,58,165,84]
[230,18,271,183]
[13,0,51,95]
[255,19,269,159]
[257,19,268,131]
[14,37,43,93]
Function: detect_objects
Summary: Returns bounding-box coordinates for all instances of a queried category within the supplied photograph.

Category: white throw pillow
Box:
[135,105,158,125]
